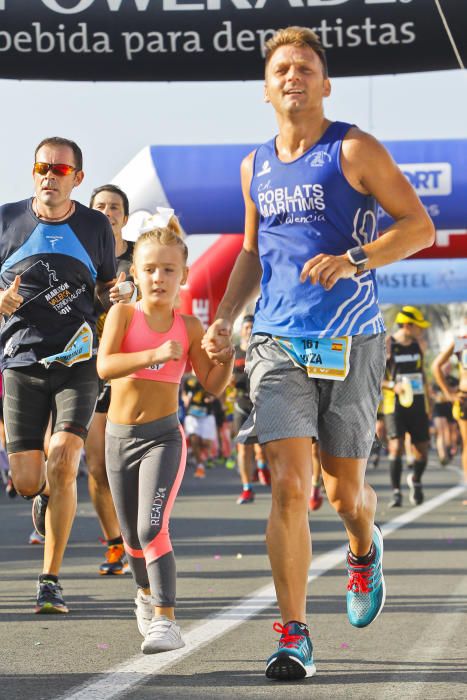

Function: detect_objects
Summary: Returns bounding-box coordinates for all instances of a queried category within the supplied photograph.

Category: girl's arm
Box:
[432,341,456,402]
[97,304,183,380]
[186,316,235,396]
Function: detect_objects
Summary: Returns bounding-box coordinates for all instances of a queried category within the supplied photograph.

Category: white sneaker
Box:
[141,616,185,654]
[134,589,153,637]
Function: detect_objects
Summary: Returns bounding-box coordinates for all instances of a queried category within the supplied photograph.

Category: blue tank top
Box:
[250,121,384,338]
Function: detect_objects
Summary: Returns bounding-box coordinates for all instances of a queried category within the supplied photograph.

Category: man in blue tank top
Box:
[203,27,434,681]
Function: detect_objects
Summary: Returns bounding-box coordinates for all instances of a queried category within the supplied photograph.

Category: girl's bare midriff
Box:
[108,377,179,424]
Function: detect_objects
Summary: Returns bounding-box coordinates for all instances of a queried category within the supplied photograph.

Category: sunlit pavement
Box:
[0,451,465,700]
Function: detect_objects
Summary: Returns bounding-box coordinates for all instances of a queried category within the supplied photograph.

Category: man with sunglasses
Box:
[0,136,127,614]
[382,306,431,508]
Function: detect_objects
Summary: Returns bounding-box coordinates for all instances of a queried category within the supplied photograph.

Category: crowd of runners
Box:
[0,25,465,683]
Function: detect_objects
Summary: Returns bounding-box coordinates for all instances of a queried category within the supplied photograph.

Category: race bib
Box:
[39,322,93,368]
[273,335,352,381]
[396,372,424,395]
[188,405,208,418]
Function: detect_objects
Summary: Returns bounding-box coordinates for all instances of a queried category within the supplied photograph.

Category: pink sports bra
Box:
[120,302,189,383]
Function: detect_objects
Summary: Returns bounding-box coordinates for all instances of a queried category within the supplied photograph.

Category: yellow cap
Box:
[395,306,431,328]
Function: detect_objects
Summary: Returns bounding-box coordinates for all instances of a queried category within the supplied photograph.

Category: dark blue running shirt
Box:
[0,198,117,370]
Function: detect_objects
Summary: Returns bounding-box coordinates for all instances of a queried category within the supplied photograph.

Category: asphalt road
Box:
[0,451,466,700]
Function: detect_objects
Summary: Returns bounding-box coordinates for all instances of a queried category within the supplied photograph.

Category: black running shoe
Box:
[35,579,69,614]
[388,490,402,508]
[407,474,424,505]
[32,494,49,537]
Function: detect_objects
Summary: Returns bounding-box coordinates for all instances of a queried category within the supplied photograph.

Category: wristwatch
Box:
[346,246,368,275]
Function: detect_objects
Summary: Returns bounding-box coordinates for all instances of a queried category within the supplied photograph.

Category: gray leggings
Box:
[105,413,186,607]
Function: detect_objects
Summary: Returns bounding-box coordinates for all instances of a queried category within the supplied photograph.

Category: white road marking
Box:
[57,484,466,700]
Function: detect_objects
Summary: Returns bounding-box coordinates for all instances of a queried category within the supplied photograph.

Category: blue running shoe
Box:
[266,621,316,681]
[35,579,69,614]
[346,524,386,628]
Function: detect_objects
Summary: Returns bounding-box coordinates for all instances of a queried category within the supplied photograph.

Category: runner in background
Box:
[431,364,459,466]
[309,441,323,512]
[432,321,467,504]
[211,394,227,466]
[369,400,388,470]
[233,315,271,505]
[382,307,431,508]
[87,184,134,575]
[223,378,237,469]
[182,375,218,479]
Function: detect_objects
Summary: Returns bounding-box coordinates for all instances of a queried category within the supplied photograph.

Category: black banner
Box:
[0,0,464,81]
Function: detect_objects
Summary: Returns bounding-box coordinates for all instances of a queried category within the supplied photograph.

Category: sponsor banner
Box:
[114,140,467,243]
[0,0,464,81]
[377,140,467,233]
[376,259,467,304]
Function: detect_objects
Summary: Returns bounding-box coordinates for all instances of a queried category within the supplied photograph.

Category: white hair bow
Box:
[139,207,175,234]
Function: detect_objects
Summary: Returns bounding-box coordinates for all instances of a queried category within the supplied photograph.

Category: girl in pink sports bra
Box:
[97,217,234,655]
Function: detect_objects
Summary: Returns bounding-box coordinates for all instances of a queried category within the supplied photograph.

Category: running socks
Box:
[412,459,427,483]
[39,573,58,584]
[389,457,403,490]
[107,535,124,547]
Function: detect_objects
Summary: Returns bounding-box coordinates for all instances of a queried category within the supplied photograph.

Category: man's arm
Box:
[343,129,436,266]
[301,129,435,290]
[202,151,262,357]
[216,151,262,323]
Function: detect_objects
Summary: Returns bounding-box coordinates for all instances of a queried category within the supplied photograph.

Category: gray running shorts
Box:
[237,333,386,459]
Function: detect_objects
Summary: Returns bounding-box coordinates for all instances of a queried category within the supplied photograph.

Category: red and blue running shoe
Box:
[346,523,386,628]
[236,488,255,505]
[266,621,316,681]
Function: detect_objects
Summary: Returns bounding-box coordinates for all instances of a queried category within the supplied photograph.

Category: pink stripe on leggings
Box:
[143,424,187,565]
[122,536,145,559]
